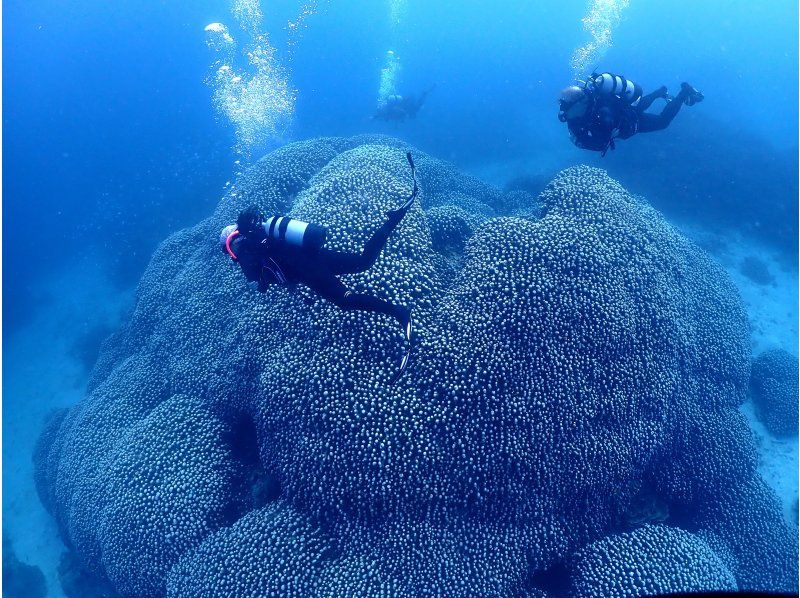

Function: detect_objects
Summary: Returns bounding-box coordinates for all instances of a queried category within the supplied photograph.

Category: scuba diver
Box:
[558,72,704,156]
[220,153,419,382]
[373,86,435,123]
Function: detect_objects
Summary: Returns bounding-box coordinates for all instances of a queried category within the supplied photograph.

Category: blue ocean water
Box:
[3,1,798,596]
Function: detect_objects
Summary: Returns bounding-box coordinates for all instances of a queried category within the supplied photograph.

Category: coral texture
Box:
[751,348,798,437]
[35,137,797,596]
[568,524,737,597]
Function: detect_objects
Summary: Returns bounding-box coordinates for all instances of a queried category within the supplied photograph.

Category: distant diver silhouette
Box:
[373,86,436,123]
[558,72,703,156]
[220,152,419,382]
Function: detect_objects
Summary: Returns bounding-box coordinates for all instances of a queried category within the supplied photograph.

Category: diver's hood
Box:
[559,85,585,104]
[219,224,238,248]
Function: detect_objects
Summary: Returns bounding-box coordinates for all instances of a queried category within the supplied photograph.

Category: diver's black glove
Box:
[237,205,265,238]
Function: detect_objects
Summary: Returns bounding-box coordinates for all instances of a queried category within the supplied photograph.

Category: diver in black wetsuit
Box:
[220,153,418,378]
[373,86,435,123]
[558,72,704,155]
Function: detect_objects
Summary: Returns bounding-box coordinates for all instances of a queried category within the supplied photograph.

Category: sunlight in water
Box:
[571,0,630,78]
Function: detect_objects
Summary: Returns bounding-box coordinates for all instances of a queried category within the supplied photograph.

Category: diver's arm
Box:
[258,257,287,290]
[242,259,273,293]
[597,105,616,129]
[233,239,261,283]
[568,119,607,152]
[585,103,618,150]
[234,238,275,292]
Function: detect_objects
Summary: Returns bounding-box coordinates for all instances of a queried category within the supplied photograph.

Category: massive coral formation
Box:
[750,348,798,437]
[35,136,797,597]
[568,524,737,597]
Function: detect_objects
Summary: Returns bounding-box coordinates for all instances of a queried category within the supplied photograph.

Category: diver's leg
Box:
[317,211,408,275]
[636,86,668,113]
[637,87,688,133]
[639,83,704,133]
[308,274,411,335]
[637,113,665,133]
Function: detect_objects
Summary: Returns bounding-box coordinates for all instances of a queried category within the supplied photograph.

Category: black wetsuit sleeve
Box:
[568,97,623,152]
[232,238,262,284]
[233,237,284,292]
[597,105,616,130]
[569,119,609,152]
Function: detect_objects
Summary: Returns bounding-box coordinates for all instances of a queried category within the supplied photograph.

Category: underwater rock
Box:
[751,348,799,437]
[739,254,775,286]
[58,549,120,598]
[34,136,797,596]
[2,534,47,598]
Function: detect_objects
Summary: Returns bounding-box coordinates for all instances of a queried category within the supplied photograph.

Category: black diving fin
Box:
[390,308,413,385]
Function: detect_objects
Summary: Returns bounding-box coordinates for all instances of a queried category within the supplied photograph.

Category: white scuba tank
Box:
[219,217,327,254]
[591,73,643,105]
[262,216,327,250]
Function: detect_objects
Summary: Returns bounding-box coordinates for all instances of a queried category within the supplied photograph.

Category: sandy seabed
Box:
[4,256,133,597]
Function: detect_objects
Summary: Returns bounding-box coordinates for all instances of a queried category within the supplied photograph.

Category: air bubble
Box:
[570,0,630,78]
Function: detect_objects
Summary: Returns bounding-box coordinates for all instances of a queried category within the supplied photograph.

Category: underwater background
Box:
[3,0,798,596]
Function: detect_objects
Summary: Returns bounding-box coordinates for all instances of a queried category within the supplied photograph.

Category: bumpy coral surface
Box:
[35,136,797,596]
[568,524,737,597]
[751,348,798,437]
